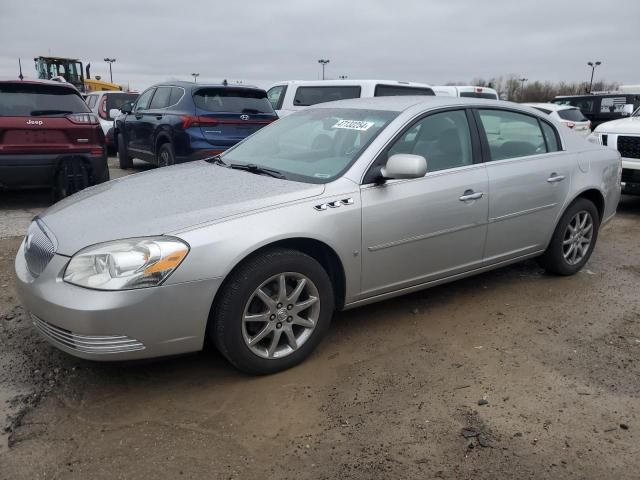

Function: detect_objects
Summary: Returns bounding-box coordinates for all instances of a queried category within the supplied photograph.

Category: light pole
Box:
[318,59,330,80]
[587,61,601,93]
[519,77,528,100]
[191,72,200,83]
[103,58,116,83]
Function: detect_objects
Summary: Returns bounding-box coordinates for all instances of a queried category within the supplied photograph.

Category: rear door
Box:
[475,108,572,264]
[192,87,277,149]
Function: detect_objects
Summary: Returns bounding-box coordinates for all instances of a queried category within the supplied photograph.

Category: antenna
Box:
[18,57,24,80]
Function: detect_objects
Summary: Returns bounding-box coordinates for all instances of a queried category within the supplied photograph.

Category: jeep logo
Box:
[26,120,44,126]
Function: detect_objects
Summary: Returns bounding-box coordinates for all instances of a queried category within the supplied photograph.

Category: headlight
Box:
[587,132,601,145]
[63,237,189,290]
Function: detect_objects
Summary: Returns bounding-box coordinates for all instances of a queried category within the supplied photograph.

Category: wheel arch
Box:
[154,131,172,155]
[569,187,605,223]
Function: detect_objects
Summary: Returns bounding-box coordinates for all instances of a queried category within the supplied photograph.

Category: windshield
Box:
[221,108,398,183]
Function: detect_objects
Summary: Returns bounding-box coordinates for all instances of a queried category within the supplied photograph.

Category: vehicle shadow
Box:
[618,194,640,215]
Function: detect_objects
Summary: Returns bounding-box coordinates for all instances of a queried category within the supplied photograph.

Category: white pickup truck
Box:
[589,104,640,194]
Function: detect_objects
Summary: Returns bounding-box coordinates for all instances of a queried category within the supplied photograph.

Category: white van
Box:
[432,85,499,100]
[266,80,435,117]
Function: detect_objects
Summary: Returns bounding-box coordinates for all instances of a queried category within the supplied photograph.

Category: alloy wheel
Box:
[242,272,320,359]
[562,210,593,265]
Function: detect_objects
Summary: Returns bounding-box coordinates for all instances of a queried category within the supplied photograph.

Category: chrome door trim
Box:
[489,202,557,223]
[367,222,484,252]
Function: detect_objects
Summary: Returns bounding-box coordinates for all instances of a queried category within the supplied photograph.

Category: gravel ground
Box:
[0,175,638,479]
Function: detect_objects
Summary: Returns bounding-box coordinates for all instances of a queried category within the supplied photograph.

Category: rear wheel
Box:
[157,143,175,167]
[52,157,90,201]
[211,248,334,375]
[118,133,133,169]
[539,198,600,276]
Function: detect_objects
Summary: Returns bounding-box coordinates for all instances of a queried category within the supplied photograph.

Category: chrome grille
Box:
[24,220,56,277]
[32,315,146,354]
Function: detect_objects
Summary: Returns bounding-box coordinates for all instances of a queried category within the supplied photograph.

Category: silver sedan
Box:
[15,96,621,374]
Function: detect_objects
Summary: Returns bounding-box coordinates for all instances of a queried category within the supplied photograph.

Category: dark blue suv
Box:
[114,81,277,168]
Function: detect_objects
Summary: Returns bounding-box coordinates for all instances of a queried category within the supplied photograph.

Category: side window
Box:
[293,86,361,107]
[149,87,172,109]
[169,87,184,107]
[374,85,435,97]
[477,109,546,161]
[134,88,155,112]
[540,121,560,152]
[386,110,473,173]
[267,85,287,110]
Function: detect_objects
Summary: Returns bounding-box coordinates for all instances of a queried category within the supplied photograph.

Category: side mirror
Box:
[622,104,635,116]
[108,108,121,120]
[381,154,428,180]
[120,101,133,114]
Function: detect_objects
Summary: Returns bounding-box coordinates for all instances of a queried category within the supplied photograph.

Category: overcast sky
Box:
[1,0,638,91]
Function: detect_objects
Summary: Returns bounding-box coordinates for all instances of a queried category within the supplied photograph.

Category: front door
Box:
[474,108,572,263]
[126,87,155,154]
[360,109,489,298]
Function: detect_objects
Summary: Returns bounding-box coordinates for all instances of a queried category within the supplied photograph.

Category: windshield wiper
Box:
[30,109,73,116]
[229,163,286,179]
[204,154,227,166]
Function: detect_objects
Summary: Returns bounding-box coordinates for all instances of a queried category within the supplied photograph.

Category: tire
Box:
[118,133,133,169]
[52,157,90,201]
[157,142,175,167]
[539,198,600,276]
[212,248,334,375]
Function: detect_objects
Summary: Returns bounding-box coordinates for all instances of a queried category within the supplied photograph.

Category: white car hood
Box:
[596,117,640,135]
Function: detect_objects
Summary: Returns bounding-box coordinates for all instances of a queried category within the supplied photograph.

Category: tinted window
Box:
[293,86,361,107]
[540,121,560,152]
[553,97,595,113]
[557,108,587,122]
[460,91,498,100]
[0,83,89,116]
[169,87,184,106]
[193,88,273,114]
[478,109,546,161]
[267,85,287,109]
[387,110,473,172]
[374,85,435,97]
[135,88,155,111]
[105,93,139,112]
[149,87,172,109]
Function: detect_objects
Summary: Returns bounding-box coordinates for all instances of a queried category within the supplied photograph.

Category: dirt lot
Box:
[0,173,639,478]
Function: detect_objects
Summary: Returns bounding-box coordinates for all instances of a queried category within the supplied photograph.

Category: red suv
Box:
[0,79,109,198]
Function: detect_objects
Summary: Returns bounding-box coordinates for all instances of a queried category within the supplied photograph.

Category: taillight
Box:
[67,113,99,125]
[181,115,219,129]
[98,96,108,120]
[565,122,575,129]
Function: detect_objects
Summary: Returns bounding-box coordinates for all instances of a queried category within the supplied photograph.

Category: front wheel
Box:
[211,249,334,375]
[539,198,600,276]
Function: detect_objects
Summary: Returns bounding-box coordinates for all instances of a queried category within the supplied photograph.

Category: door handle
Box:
[547,173,565,183]
[155,115,163,120]
[459,190,484,201]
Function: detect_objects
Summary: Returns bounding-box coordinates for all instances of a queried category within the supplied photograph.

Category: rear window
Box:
[460,91,498,100]
[0,83,89,116]
[374,85,435,97]
[193,88,273,114]
[105,93,139,112]
[293,86,362,107]
[557,108,587,122]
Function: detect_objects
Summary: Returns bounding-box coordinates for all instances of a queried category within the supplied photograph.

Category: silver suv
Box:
[16,96,621,374]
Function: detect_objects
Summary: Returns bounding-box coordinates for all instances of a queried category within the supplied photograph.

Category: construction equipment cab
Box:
[266,80,435,117]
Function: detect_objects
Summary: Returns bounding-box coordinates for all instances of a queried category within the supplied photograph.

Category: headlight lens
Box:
[63,237,189,290]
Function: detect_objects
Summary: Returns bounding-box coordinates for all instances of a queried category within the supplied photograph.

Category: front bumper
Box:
[15,240,223,361]
[621,158,640,194]
[0,153,108,189]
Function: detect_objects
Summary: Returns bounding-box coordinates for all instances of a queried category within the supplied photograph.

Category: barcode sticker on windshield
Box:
[332,120,374,131]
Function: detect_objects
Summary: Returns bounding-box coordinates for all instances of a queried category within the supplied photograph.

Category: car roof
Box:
[524,102,576,112]
[271,79,432,88]
[309,95,516,112]
[0,77,79,90]
[149,80,263,90]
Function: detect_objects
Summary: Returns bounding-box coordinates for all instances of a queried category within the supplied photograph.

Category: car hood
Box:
[40,161,325,255]
[595,117,640,135]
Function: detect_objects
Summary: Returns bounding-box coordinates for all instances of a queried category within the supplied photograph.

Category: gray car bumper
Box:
[15,240,222,361]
